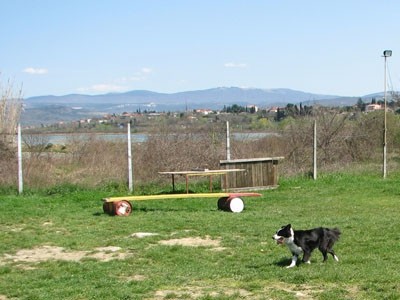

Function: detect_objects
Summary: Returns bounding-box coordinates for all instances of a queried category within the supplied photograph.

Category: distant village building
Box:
[79,119,91,123]
[246,105,259,113]
[365,104,382,112]
[194,109,214,115]
[267,107,279,113]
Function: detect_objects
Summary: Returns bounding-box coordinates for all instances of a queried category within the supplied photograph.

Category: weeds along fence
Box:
[1,110,400,190]
[0,124,230,190]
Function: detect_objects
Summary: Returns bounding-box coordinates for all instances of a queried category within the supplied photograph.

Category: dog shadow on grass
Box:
[94,206,218,216]
[273,258,293,267]
[246,258,291,271]
[134,206,219,213]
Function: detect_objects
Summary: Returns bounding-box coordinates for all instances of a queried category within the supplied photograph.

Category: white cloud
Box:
[141,67,152,74]
[23,67,48,74]
[224,62,247,68]
[77,67,153,94]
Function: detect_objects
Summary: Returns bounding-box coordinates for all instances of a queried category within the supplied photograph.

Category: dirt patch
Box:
[1,245,131,265]
[158,236,221,248]
[153,283,319,300]
[3,246,86,263]
[131,232,159,238]
[265,282,362,299]
[89,246,130,262]
[153,283,361,299]
[265,282,323,299]
[154,286,252,299]
[123,275,147,282]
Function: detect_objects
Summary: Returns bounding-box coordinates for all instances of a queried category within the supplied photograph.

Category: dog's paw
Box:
[286,264,296,268]
[334,255,339,262]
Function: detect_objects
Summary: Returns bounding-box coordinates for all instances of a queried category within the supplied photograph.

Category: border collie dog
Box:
[272,224,341,268]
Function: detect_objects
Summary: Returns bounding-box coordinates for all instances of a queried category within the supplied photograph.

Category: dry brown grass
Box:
[2,110,400,190]
[0,77,22,143]
[0,140,18,186]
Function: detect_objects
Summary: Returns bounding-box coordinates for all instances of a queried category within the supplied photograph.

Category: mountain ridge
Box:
[21,87,370,125]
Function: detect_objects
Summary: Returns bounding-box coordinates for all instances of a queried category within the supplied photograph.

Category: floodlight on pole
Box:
[382,50,392,179]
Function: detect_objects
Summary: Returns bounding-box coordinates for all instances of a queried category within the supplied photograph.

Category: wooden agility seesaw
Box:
[102,192,262,216]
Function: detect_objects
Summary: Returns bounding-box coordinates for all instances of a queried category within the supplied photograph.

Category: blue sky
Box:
[2,0,400,98]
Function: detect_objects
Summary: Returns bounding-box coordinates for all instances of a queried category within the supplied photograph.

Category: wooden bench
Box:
[158,169,246,193]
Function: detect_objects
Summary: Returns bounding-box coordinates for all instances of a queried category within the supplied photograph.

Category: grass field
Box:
[0,171,399,299]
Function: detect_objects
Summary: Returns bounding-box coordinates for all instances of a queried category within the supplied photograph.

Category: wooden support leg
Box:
[223,174,228,191]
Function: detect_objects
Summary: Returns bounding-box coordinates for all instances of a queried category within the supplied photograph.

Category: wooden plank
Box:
[220,157,284,164]
[228,192,262,198]
[103,192,261,203]
[158,169,245,176]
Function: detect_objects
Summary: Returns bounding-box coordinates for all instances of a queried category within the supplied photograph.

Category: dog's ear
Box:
[286,224,291,229]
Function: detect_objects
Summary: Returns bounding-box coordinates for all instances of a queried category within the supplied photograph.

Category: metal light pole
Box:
[382,50,392,179]
[226,121,231,161]
[18,123,23,194]
[127,123,133,192]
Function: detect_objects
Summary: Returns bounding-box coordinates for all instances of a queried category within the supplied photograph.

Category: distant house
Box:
[267,106,279,113]
[365,104,382,112]
[195,109,213,115]
[246,105,259,113]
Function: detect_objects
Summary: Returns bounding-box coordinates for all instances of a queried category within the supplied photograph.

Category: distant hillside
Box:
[22,105,103,126]
[21,87,363,126]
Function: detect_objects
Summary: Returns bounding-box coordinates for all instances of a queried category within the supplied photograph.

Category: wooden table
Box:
[158,169,245,193]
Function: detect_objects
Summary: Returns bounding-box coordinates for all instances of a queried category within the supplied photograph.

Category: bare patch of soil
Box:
[154,286,252,299]
[130,232,159,238]
[153,283,361,299]
[158,236,221,248]
[89,246,130,262]
[1,245,131,265]
[4,246,86,263]
[123,275,147,282]
[265,282,324,299]
[265,282,361,299]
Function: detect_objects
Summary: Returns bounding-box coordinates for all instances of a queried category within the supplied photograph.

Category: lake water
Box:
[44,133,147,144]
[29,132,275,145]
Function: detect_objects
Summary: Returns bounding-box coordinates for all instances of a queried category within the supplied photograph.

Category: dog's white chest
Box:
[286,239,303,255]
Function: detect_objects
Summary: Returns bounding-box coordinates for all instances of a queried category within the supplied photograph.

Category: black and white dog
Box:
[272,224,341,268]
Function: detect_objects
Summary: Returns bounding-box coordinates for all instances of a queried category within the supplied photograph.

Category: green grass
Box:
[1,172,400,299]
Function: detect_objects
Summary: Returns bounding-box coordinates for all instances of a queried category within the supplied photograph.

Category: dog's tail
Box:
[327,228,341,241]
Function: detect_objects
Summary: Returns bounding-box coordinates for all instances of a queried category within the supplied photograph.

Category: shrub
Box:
[3,110,400,190]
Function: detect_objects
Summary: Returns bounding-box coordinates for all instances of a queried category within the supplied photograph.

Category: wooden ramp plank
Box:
[103,192,262,203]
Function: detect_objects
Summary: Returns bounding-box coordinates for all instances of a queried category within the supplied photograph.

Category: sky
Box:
[2,0,400,98]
